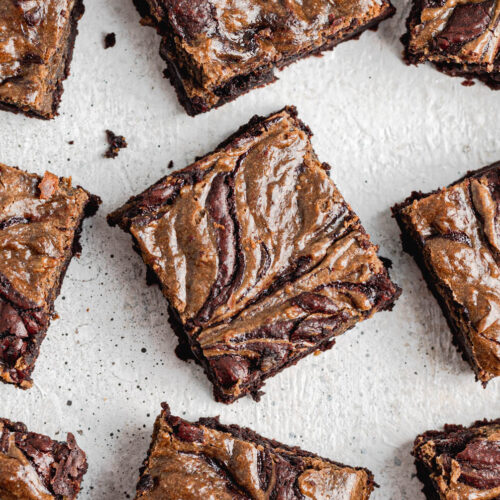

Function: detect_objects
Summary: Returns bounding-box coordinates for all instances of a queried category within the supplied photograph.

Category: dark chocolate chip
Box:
[437,0,493,50]
[211,355,250,387]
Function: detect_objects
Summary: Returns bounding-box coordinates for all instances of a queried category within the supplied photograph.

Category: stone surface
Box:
[0,0,498,498]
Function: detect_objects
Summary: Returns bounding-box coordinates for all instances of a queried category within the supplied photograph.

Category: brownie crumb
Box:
[461,79,475,87]
[104,130,127,159]
[104,32,116,49]
[167,160,174,169]
[68,140,74,145]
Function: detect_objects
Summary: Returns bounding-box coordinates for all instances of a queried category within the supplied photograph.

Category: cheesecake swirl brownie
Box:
[109,107,400,403]
[0,164,100,388]
[0,418,88,499]
[137,0,396,115]
[413,419,500,499]
[135,403,375,499]
[393,162,500,385]
[0,0,85,119]
[402,0,500,88]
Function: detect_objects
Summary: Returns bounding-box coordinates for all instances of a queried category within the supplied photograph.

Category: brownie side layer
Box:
[0,166,101,388]
[392,162,500,385]
[0,0,85,119]
[412,418,500,500]
[401,0,500,89]
[135,402,375,499]
[0,418,88,499]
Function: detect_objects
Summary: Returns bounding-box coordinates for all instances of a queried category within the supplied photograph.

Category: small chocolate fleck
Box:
[104,32,116,49]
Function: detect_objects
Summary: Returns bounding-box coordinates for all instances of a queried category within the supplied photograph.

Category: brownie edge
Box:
[135,403,375,499]
[412,418,500,500]
[0,417,88,499]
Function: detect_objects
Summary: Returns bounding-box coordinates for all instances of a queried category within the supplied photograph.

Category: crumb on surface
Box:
[104,32,116,49]
[104,130,127,159]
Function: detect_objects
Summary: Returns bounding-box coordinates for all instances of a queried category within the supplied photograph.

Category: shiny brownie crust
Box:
[135,402,375,499]
[392,162,500,385]
[0,0,85,119]
[401,0,500,89]
[0,417,88,499]
[135,0,395,116]
[0,165,101,388]
[108,106,401,404]
[412,418,500,500]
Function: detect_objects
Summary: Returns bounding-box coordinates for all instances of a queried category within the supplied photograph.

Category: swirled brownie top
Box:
[394,163,500,384]
[403,0,500,88]
[135,403,375,499]
[0,163,99,388]
[0,0,83,118]
[109,107,400,403]
[413,419,500,499]
[142,0,395,113]
[0,418,88,499]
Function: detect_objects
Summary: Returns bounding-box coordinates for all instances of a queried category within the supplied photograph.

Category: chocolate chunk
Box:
[456,439,500,489]
[437,0,493,50]
[0,302,28,337]
[167,0,217,40]
[175,421,205,442]
[211,355,250,387]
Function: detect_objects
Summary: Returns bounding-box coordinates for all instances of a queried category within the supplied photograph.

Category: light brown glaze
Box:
[398,169,500,383]
[146,0,393,108]
[406,0,500,68]
[0,0,80,117]
[136,406,373,499]
[413,420,500,500]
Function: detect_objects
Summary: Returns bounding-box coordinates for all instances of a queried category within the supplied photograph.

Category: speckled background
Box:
[1,0,499,498]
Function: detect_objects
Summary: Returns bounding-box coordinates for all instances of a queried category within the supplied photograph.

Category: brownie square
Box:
[0,0,85,119]
[402,0,499,89]
[108,106,400,403]
[136,0,396,115]
[0,417,88,499]
[135,403,375,499]
[392,162,500,385]
[0,164,100,388]
[412,419,500,500]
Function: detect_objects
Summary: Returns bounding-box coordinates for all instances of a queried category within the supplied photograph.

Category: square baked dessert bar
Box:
[108,106,400,404]
[413,418,500,499]
[0,164,100,388]
[0,0,85,119]
[137,0,396,115]
[392,162,500,385]
[0,417,88,499]
[135,403,375,499]
[402,0,499,89]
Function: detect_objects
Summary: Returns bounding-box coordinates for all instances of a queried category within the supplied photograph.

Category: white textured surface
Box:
[0,0,499,498]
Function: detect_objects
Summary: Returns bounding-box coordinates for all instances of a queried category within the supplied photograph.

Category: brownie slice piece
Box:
[0,417,88,499]
[0,164,100,388]
[136,0,396,116]
[413,419,500,500]
[402,0,499,89]
[0,0,85,119]
[135,403,375,499]
[108,106,400,403]
[392,162,500,385]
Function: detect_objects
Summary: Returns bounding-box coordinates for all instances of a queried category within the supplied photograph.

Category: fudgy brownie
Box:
[413,419,500,499]
[0,0,85,119]
[108,106,400,404]
[136,0,396,115]
[392,162,500,385]
[135,403,375,499]
[0,164,100,388]
[0,417,88,499]
[402,0,499,89]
